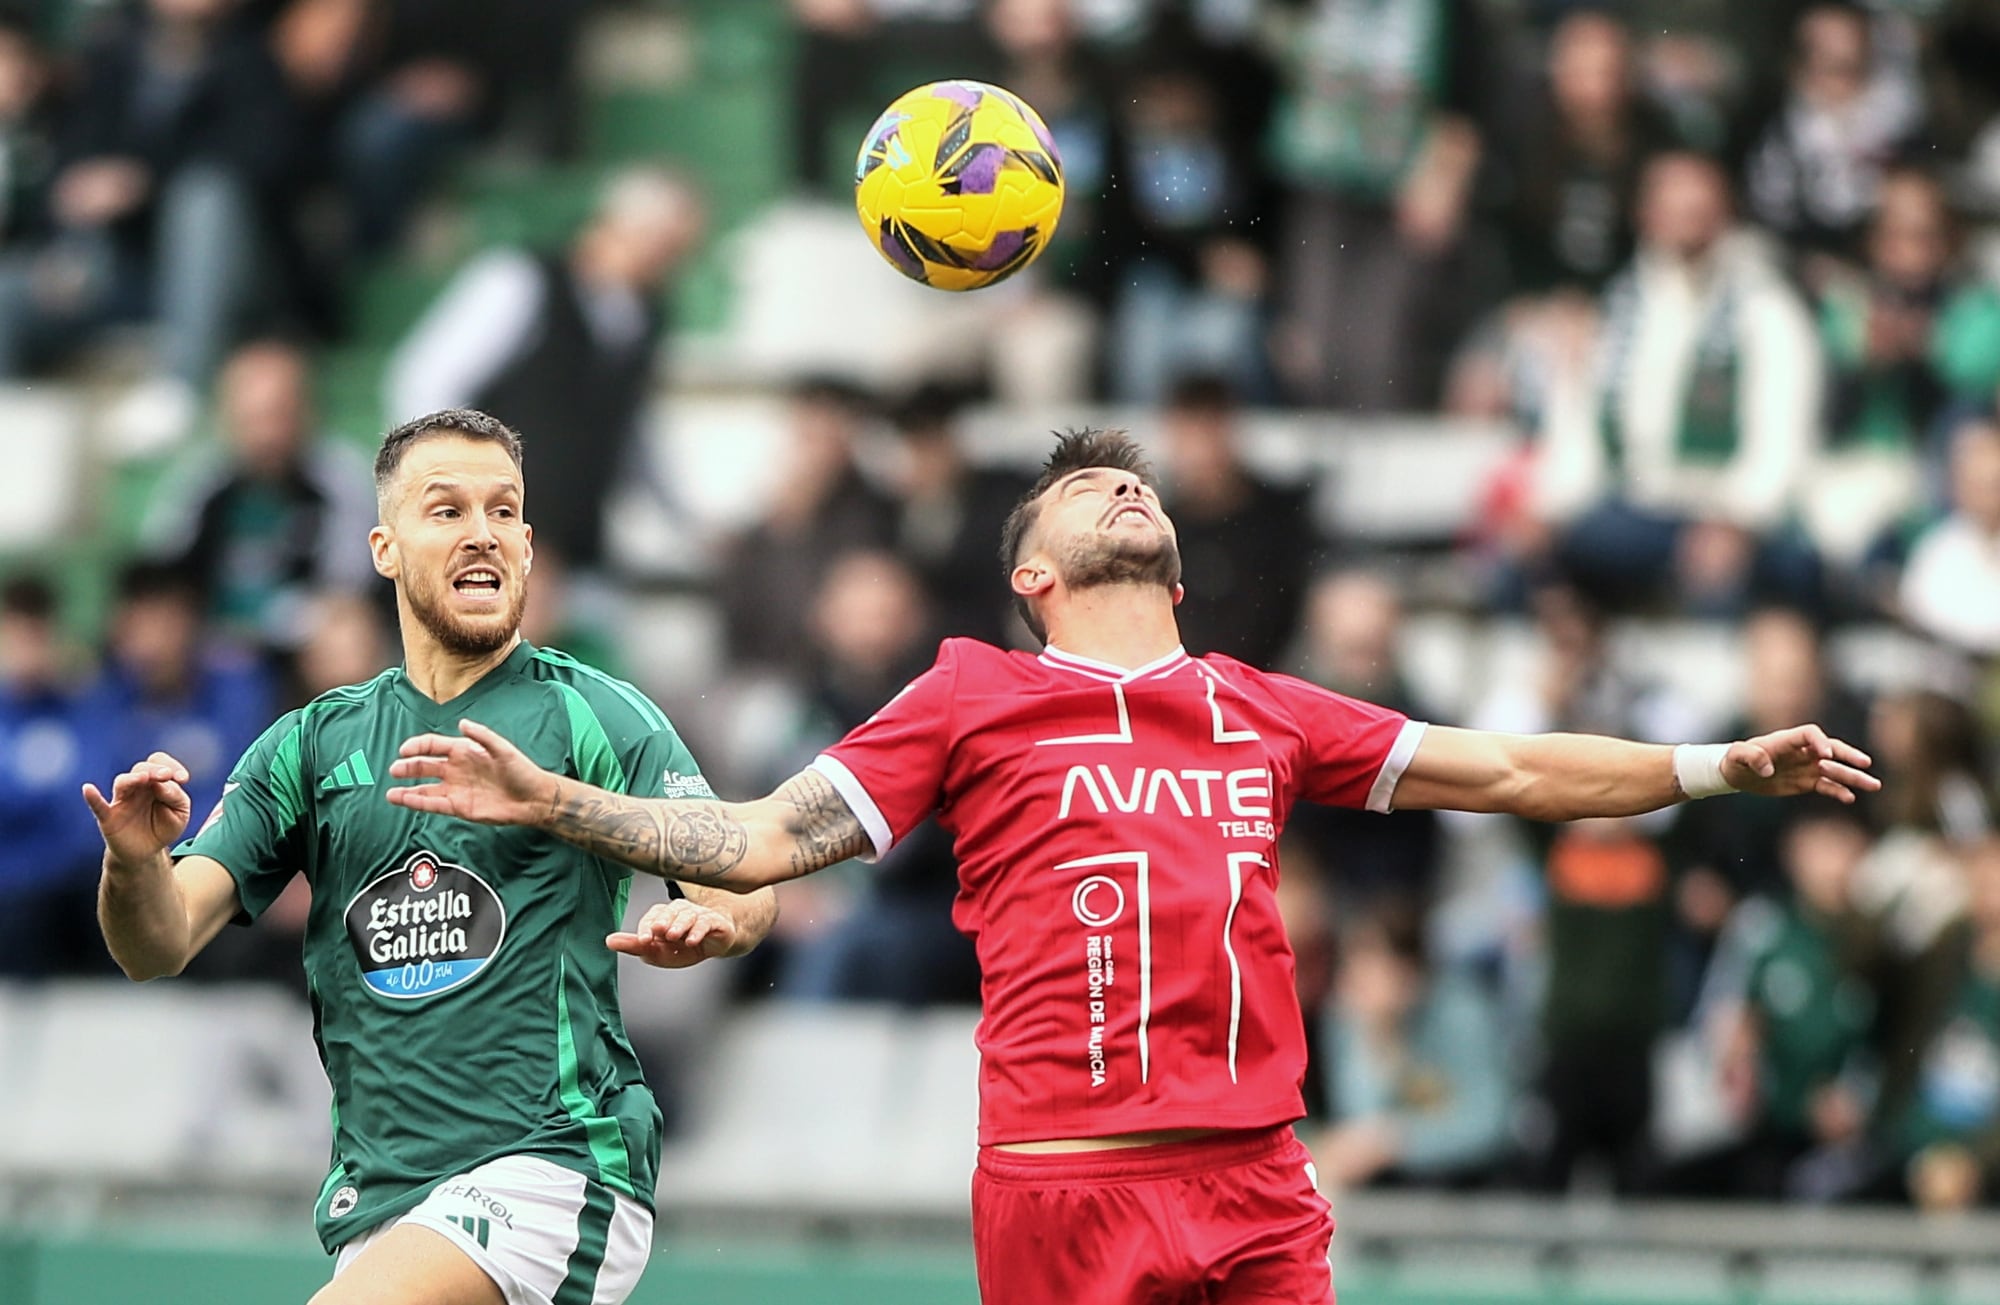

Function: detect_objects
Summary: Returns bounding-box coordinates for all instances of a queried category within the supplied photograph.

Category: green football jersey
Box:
[175,641,712,1252]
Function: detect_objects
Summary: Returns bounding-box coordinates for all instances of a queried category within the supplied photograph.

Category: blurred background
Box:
[6,0,2000,1300]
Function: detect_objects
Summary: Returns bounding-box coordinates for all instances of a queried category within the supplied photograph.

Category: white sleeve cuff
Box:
[1366,720,1429,814]
[808,755,893,862]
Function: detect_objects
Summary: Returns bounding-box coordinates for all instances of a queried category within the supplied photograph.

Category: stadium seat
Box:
[0,386,87,551]
[872,1010,980,1210]
[655,1002,905,1210]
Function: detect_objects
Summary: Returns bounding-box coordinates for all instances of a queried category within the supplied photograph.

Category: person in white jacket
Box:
[1533,151,1824,612]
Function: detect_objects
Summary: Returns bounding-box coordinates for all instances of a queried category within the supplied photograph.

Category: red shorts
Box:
[971,1126,1336,1305]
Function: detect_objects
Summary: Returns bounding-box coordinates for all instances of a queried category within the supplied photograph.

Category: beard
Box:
[1056,529,1183,594]
[403,566,526,657]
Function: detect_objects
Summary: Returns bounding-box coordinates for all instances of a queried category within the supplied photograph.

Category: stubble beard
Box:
[1057,530,1183,595]
[404,567,526,657]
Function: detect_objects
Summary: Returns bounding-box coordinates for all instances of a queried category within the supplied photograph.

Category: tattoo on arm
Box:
[774,770,872,879]
[545,787,749,884]
[542,769,867,887]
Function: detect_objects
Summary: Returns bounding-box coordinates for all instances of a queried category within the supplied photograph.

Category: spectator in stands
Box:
[90,560,273,831]
[519,546,624,680]
[1157,374,1315,668]
[289,587,393,702]
[1668,609,1869,999]
[1533,151,1824,614]
[1900,838,2000,1214]
[0,0,304,445]
[886,383,1030,649]
[387,165,705,576]
[1285,570,1443,916]
[769,550,977,1006]
[1711,808,1881,1199]
[1742,3,1921,269]
[1899,419,2000,657]
[1471,582,1695,1194]
[1489,7,1683,297]
[717,378,895,672]
[1313,904,1512,1191]
[1265,0,1494,410]
[280,0,592,252]
[0,13,58,257]
[0,576,109,978]
[138,338,376,656]
[977,0,1111,403]
[1100,32,1272,403]
[1806,171,2000,577]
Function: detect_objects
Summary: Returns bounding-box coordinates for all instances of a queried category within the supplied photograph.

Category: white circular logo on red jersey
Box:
[1072,875,1125,927]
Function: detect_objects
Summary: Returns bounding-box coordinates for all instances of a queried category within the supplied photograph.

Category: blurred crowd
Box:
[6,0,2000,1217]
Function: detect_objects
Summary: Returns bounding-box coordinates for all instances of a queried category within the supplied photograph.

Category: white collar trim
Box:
[1039,645,1191,683]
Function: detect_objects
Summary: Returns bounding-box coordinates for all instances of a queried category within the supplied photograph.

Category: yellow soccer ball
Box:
[854,79,1065,292]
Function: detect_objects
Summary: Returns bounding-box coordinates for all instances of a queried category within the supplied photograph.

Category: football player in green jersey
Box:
[85,409,776,1305]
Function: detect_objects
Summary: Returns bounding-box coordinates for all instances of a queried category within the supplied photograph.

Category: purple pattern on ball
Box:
[880,224,927,280]
[932,81,984,109]
[971,230,1026,270]
[956,145,1002,195]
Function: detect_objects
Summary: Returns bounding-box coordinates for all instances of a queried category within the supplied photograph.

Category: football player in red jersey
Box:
[389,431,1878,1304]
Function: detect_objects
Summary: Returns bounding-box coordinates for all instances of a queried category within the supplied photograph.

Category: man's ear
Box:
[1011,557,1055,602]
[369,524,398,580]
[1172,583,1185,607]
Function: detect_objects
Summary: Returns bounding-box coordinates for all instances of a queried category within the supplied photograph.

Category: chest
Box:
[947,674,1300,837]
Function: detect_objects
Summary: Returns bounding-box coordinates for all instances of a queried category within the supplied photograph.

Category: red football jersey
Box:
[814,638,1425,1146]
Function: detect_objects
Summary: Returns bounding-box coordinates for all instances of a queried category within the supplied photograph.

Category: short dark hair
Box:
[1165,372,1237,414]
[998,429,1156,640]
[114,559,200,607]
[0,573,56,621]
[374,409,525,511]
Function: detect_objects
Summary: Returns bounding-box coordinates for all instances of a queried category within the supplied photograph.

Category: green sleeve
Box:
[618,727,715,802]
[1933,286,2000,398]
[173,710,310,922]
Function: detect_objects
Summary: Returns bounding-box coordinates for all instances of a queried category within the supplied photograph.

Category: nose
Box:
[462,510,500,550]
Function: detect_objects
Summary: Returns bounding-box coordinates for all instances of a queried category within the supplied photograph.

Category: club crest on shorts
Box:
[328,1185,359,1219]
[344,850,507,1000]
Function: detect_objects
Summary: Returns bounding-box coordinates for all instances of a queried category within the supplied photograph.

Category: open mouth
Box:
[1105,505,1154,528]
[452,567,503,598]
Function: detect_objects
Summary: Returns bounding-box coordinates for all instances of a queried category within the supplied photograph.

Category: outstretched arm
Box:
[84,753,245,980]
[1391,723,1878,821]
[388,720,871,891]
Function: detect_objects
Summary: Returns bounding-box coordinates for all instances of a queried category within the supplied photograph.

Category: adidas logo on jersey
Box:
[320,750,377,792]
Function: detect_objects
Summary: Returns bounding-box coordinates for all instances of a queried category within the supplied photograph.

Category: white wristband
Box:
[1673,743,1734,800]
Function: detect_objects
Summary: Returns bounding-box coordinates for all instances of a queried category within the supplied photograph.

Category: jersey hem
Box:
[975,1101,1306,1148]
[1367,719,1429,814]
[809,754,892,861]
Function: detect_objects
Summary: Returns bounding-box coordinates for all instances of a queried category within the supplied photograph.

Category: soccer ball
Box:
[854,80,1065,292]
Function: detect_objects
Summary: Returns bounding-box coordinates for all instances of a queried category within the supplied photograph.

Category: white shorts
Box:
[332,1154,653,1305]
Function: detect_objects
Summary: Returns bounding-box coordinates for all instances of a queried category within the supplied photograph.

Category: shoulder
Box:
[524,645,674,741]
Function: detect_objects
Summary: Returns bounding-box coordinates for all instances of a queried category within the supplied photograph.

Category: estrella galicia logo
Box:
[344,851,506,999]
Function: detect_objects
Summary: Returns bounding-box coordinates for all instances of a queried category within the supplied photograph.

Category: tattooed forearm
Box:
[545,782,751,885]
[774,770,873,878]
[540,768,866,890]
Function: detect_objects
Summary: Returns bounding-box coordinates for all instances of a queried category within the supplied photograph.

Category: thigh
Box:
[972,1167,1195,1305]
[317,1223,504,1305]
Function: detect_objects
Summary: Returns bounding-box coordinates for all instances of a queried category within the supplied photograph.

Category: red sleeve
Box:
[1260,670,1426,812]
[810,641,960,859]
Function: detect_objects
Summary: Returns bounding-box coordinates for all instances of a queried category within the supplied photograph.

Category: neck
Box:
[400,622,520,703]
[1043,586,1183,670]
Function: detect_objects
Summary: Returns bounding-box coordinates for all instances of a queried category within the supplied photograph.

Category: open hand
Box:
[1723,725,1879,804]
[387,719,557,826]
[607,898,738,968]
[82,752,194,866]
